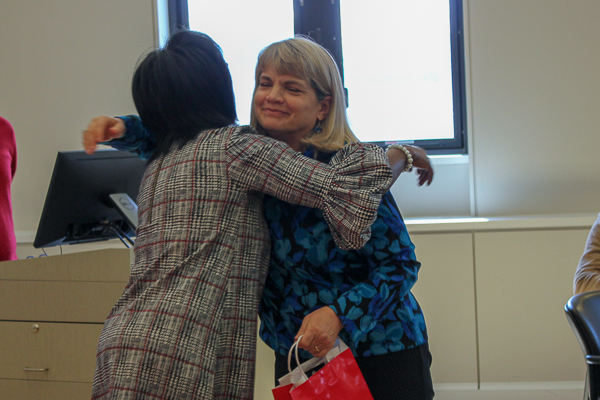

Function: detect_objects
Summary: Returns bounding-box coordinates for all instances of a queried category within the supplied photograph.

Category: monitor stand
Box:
[108,193,138,248]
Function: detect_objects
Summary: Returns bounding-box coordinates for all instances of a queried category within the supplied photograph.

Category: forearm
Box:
[106,115,157,160]
[385,144,433,189]
[574,215,600,294]
[385,148,408,189]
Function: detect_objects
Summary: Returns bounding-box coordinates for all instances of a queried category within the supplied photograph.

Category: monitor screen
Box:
[33,150,147,248]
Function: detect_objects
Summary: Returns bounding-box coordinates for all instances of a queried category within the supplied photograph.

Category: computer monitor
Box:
[33,150,147,248]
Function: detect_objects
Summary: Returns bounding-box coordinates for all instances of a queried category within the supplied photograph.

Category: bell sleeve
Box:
[227,127,392,250]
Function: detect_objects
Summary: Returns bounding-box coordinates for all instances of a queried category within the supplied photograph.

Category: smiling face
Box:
[253,65,331,151]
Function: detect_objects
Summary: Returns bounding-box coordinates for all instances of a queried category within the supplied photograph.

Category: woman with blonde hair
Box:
[250,36,357,153]
[253,37,435,400]
[85,34,435,399]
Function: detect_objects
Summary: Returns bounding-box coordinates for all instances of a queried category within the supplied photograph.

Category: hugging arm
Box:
[83,115,156,160]
[226,128,393,250]
[386,145,434,189]
[82,116,433,186]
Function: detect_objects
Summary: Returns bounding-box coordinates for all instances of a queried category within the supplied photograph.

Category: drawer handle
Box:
[23,367,49,372]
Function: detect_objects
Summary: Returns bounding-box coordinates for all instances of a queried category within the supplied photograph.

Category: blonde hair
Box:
[250,36,359,153]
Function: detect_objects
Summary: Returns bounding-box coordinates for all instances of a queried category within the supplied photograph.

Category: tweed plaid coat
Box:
[91,126,391,400]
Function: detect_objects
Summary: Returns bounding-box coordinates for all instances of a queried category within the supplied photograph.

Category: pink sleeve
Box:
[0,116,17,261]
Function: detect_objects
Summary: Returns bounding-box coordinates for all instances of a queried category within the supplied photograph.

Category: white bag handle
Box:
[287,336,310,383]
[282,336,349,387]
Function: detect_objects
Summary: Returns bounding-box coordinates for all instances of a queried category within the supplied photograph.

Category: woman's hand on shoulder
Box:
[406,145,434,186]
[82,116,126,154]
[295,307,344,357]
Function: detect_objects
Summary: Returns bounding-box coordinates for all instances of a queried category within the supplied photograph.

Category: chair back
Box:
[565,290,600,357]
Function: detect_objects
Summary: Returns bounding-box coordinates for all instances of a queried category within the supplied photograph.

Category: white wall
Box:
[0,0,157,236]
[393,0,600,218]
[2,0,599,235]
[469,0,600,216]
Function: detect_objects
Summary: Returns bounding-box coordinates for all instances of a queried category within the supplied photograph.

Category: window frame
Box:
[168,0,468,155]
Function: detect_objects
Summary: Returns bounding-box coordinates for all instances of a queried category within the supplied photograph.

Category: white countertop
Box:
[406,213,598,234]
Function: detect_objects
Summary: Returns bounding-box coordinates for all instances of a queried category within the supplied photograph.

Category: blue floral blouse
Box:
[108,116,428,358]
[260,149,428,359]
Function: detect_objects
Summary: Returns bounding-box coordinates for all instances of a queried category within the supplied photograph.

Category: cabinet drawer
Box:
[0,281,125,322]
[0,249,131,281]
[0,322,103,382]
[0,379,92,400]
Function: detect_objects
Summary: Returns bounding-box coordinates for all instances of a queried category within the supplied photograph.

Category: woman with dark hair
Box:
[85,31,394,400]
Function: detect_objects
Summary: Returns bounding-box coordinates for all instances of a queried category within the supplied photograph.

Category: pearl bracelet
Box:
[386,144,413,172]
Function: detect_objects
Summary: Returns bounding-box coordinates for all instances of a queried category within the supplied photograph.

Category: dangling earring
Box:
[313,120,323,134]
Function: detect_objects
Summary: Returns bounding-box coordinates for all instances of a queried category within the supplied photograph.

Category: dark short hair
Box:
[132,30,237,160]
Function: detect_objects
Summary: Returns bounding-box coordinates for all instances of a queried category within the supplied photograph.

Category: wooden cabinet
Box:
[0,249,130,400]
[0,380,93,400]
[0,322,103,382]
[407,222,590,389]
[474,229,588,385]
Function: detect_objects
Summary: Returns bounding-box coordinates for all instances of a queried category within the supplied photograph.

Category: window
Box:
[187,0,293,126]
[169,0,467,154]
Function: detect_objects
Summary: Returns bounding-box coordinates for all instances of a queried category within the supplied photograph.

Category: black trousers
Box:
[274,343,434,400]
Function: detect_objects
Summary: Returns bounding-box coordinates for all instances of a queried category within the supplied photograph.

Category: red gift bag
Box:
[272,383,295,400]
[272,337,374,400]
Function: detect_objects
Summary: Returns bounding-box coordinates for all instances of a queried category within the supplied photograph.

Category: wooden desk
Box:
[0,249,130,399]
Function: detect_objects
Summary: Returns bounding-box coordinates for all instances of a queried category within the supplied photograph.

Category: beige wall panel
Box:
[410,232,478,384]
[474,229,588,382]
[254,337,276,400]
[0,322,103,382]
